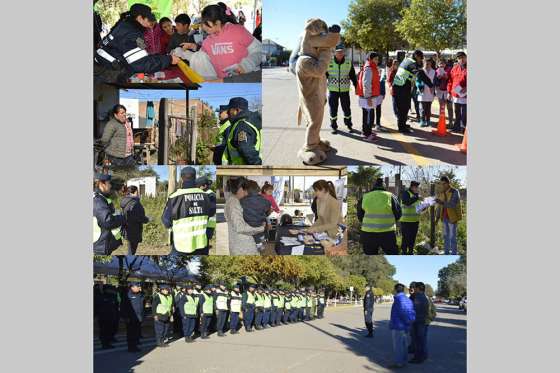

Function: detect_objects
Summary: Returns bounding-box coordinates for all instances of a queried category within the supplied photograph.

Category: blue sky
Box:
[386,255,460,292]
[120,83,261,111]
[264,0,352,50]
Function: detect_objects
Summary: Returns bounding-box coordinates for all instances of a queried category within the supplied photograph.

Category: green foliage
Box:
[95,0,128,28]
[395,0,467,52]
[342,0,408,54]
[437,255,466,298]
[348,166,383,194]
[425,283,435,297]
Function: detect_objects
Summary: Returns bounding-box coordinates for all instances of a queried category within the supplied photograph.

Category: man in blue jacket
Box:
[410,282,429,364]
[389,283,416,368]
[93,173,124,255]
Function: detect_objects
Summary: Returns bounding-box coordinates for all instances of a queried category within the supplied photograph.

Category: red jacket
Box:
[356,61,380,98]
[160,32,171,55]
[261,193,280,213]
[447,63,467,98]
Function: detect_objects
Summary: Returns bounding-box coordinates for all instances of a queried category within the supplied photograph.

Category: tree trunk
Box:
[168,166,177,197]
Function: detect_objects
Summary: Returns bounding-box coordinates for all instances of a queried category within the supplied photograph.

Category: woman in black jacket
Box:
[120,185,150,255]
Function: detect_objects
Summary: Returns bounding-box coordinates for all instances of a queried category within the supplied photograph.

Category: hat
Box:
[233,283,241,289]
[184,284,193,290]
[159,283,171,290]
[410,181,420,187]
[129,281,141,287]
[335,43,345,52]
[248,283,255,289]
[226,97,249,111]
[456,51,467,58]
[204,285,213,291]
[130,3,156,22]
[180,166,197,178]
[217,105,229,113]
[95,173,111,182]
[196,176,211,187]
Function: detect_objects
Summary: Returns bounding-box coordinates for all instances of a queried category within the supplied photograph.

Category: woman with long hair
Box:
[307,180,342,239]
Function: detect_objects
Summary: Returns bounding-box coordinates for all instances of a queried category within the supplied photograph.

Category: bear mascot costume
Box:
[291,19,341,165]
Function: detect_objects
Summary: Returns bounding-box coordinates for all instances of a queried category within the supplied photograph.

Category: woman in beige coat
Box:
[306,180,342,239]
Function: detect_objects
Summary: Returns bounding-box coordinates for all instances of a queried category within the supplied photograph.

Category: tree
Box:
[348,166,383,195]
[329,254,396,293]
[437,255,466,298]
[342,0,408,56]
[425,283,435,298]
[395,0,467,53]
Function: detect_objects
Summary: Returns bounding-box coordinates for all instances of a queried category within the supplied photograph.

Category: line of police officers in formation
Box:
[96,281,327,352]
[93,166,217,256]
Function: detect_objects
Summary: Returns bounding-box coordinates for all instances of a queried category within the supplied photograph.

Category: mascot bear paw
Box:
[317,139,336,153]
[298,146,327,165]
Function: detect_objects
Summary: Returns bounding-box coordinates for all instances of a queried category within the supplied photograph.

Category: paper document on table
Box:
[291,245,305,255]
[416,197,436,213]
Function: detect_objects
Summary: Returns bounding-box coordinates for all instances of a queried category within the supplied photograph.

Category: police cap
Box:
[226,97,249,111]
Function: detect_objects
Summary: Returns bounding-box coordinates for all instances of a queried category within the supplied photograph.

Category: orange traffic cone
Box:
[455,128,467,153]
[432,104,448,137]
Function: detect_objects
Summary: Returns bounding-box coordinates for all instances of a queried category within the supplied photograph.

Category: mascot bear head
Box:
[300,18,341,59]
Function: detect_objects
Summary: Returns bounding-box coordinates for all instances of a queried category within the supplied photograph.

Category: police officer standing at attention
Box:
[178,285,198,343]
[199,285,214,339]
[162,167,215,255]
[363,284,375,338]
[242,283,256,332]
[254,285,265,330]
[327,44,358,134]
[229,283,243,334]
[95,284,119,350]
[196,176,217,252]
[152,284,173,348]
[317,289,326,319]
[284,291,292,324]
[120,282,144,352]
[357,178,402,255]
[263,287,272,328]
[192,281,203,337]
[215,282,230,337]
[400,181,422,255]
[94,3,180,83]
[392,50,434,133]
[93,173,124,255]
[222,97,263,165]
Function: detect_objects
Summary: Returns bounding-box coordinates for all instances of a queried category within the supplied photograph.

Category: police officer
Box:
[152,284,173,348]
[363,284,375,338]
[357,178,402,255]
[120,282,144,352]
[172,285,184,337]
[93,173,124,255]
[306,288,313,321]
[327,44,358,134]
[199,285,214,339]
[222,97,263,165]
[284,291,292,324]
[290,291,299,323]
[400,181,422,255]
[311,289,318,320]
[242,283,256,332]
[215,282,230,337]
[162,167,215,255]
[94,3,180,83]
[254,286,265,330]
[192,281,203,337]
[178,285,198,343]
[297,290,305,322]
[317,289,326,319]
[263,287,272,328]
[392,50,434,133]
[196,176,217,252]
[212,105,231,165]
[95,284,119,349]
[229,283,243,334]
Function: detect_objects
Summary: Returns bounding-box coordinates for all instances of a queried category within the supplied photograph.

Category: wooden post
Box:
[190,107,198,164]
[168,165,177,197]
[158,98,168,165]
[384,176,389,190]
[430,183,436,248]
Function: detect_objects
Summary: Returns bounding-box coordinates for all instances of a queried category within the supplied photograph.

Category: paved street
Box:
[94,304,466,373]
[262,67,466,166]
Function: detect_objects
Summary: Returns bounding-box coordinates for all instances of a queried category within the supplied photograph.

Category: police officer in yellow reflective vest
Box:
[254,286,265,330]
[317,289,326,319]
[199,285,214,339]
[229,283,243,334]
[93,173,124,255]
[196,176,217,252]
[400,181,422,255]
[162,167,216,255]
[242,283,256,332]
[152,284,173,348]
[222,97,263,165]
[177,284,198,343]
[212,105,231,165]
[215,282,230,337]
[357,178,402,255]
[392,50,434,133]
[327,44,358,134]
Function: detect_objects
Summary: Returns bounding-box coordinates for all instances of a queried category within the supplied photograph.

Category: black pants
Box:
[126,319,141,349]
[127,240,139,256]
[394,85,412,131]
[201,315,212,336]
[454,103,467,129]
[329,91,352,129]
[216,310,228,333]
[98,318,114,347]
[401,222,419,255]
[375,104,382,126]
[362,108,375,137]
[360,230,398,255]
[420,101,432,124]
